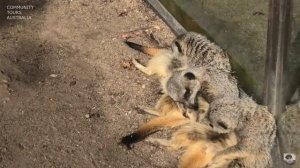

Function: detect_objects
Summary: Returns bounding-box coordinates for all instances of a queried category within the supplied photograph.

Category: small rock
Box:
[81,2,89,6]
[85,113,101,119]
[142,84,146,89]
[69,81,77,86]
[121,34,131,40]
[49,74,58,78]
[120,59,135,70]
[153,25,161,30]
[17,143,24,150]
[118,10,128,17]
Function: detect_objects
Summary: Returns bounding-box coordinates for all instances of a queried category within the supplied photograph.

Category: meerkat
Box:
[122,31,234,146]
[162,67,276,168]
[121,94,237,168]
[121,94,210,149]
[278,99,300,168]
[203,96,276,168]
[125,41,185,79]
[147,122,238,168]
[125,32,237,110]
[121,66,239,150]
[163,66,239,109]
[125,32,232,79]
[124,32,238,128]
[122,32,242,167]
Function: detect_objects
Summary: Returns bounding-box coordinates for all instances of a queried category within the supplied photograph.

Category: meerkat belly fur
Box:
[148,122,238,168]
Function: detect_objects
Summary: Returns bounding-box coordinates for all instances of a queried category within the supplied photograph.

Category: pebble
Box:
[85,114,90,118]
[69,81,77,86]
[49,74,58,78]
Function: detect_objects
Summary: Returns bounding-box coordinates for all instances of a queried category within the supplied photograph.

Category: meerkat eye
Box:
[217,121,228,130]
[175,41,183,53]
[184,88,191,100]
[184,72,196,80]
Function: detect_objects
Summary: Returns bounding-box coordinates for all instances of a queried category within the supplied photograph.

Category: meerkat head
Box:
[170,32,205,57]
[208,97,241,133]
[165,68,206,111]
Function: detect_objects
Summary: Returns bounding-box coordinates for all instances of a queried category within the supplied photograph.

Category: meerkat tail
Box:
[179,142,213,168]
[121,116,188,148]
[124,41,161,56]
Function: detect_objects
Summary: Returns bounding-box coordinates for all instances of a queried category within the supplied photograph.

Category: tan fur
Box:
[135,116,188,136]
[122,94,238,168]
[142,47,161,56]
[133,94,210,137]
[148,123,238,168]
[121,95,190,144]
[179,143,211,168]
[121,94,244,168]
[132,50,175,77]
[121,94,189,146]
[154,94,184,116]
[179,130,237,168]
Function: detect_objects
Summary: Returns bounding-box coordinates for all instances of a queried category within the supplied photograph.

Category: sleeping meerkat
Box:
[122,32,244,167]
[121,93,237,168]
[125,32,238,113]
[121,94,209,148]
[146,122,238,168]
[125,32,233,80]
[204,96,276,168]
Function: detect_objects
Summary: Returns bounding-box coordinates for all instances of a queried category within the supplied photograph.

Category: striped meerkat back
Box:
[175,32,231,72]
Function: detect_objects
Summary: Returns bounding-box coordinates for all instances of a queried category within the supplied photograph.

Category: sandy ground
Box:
[0,0,178,167]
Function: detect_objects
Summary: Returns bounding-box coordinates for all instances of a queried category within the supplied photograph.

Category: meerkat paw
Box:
[134,106,161,116]
[132,58,153,75]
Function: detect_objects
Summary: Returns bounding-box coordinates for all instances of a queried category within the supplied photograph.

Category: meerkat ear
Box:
[184,72,196,80]
[174,41,183,53]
